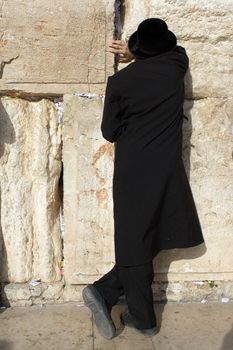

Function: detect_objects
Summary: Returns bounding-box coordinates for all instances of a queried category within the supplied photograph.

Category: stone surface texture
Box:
[2,279,233,307]
[0,0,233,305]
[0,302,233,350]
[154,98,233,281]
[0,0,115,95]
[62,95,115,284]
[62,95,233,283]
[61,0,233,287]
[117,0,233,281]
[123,0,233,99]
[0,97,62,283]
[0,303,93,350]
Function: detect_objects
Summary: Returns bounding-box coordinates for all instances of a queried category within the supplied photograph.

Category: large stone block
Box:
[0,97,62,283]
[62,94,233,283]
[0,0,115,95]
[154,97,233,281]
[1,281,64,306]
[122,0,233,98]
[2,279,233,305]
[62,95,115,284]
[182,98,233,177]
[119,0,233,283]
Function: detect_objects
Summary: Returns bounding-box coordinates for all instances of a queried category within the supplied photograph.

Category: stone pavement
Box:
[0,301,233,350]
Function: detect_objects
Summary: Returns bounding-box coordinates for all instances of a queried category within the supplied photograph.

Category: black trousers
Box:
[93,260,157,329]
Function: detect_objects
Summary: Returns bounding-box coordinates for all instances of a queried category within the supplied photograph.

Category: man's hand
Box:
[108,40,135,63]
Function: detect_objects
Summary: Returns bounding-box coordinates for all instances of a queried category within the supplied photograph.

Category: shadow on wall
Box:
[0,341,14,350]
[221,323,233,350]
[151,67,207,328]
[182,68,194,181]
[0,99,15,309]
[152,244,206,329]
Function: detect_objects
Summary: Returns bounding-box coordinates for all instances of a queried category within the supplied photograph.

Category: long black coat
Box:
[101,46,204,266]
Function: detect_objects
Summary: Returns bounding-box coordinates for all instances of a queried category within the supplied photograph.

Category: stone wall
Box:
[0,97,62,284]
[123,0,233,99]
[121,0,233,283]
[0,0,114,95]
[62,95,116,285]
[0,0,233,305]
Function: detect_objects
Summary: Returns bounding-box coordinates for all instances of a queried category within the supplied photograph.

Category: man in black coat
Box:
[82,18,204,340]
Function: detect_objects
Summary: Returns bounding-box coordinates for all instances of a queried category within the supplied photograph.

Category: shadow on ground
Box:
[0,340,14,350]
[221,323,233,350]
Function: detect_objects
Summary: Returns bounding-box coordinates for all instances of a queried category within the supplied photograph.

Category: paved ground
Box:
[0,301,233,350]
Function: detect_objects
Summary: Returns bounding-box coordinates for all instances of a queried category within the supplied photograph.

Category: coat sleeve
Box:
[101,76,125,143]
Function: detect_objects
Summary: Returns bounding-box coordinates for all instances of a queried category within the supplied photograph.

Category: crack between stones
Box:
[113,0,124,73]
[0,0,6,17]
[87,7,98,91]
[0,55,20,79]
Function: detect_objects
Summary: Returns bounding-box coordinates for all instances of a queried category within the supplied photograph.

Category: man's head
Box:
[128,18,177,58]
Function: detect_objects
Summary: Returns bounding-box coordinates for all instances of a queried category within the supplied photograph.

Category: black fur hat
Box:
[128,18,177,58]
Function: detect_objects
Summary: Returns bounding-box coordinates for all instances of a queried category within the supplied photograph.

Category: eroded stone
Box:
[0,0,115,95]
[62,95,115,284]
[0,97,62,283]
[122,0,233,98]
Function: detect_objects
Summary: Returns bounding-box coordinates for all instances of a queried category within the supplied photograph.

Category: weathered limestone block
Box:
[62,94,233,284]
[2,281,64,306]
[61,284,84,303]
[182,98,233,177]
[123,0,233,98]
[62,280,233,303]
[152,280,233,302]
[0,97,62,283]
[154,98,233,281]
[2,279,233,305]
[0,0,115,95]
[117,0,233,283]
[63,95,115,284]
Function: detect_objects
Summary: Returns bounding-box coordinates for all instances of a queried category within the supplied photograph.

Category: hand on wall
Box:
[108,40,135,63]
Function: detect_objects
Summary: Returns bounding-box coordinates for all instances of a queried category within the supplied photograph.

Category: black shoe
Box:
[120,309,158,336]
[82,284,116,339]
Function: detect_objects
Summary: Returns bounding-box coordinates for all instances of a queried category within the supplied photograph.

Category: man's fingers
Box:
[108,48,123,54]
[109,43,125,50]
[111,39,126,44]
[108,47,125,54]
[119,57,132,63]
[108,39,133,61]
[109,40,127,47]
[109,45,122,51]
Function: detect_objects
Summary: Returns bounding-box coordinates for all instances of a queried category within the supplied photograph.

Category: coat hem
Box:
[115,239,205,267]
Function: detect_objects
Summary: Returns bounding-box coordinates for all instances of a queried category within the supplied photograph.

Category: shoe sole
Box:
[120,312,158,337]
[82,285,116,340]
